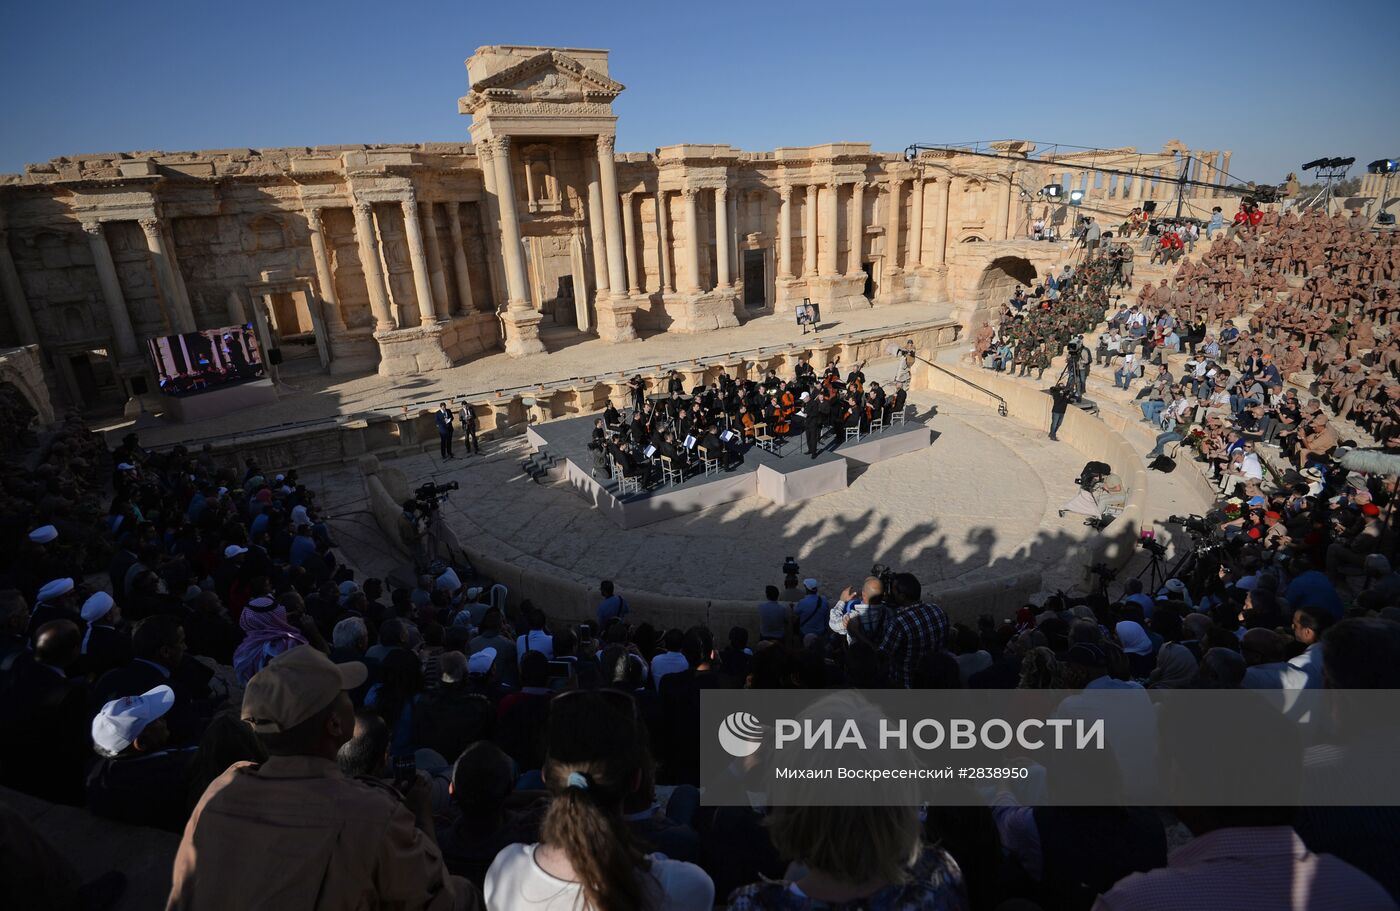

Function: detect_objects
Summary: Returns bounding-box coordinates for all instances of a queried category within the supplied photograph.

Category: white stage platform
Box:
[527,413,934,529]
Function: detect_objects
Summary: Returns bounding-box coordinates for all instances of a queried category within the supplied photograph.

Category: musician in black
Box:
[603,400,621,428]
[628,375,646,412]
[805,392,826,459]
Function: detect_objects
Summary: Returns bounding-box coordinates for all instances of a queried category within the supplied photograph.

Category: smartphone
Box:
[392,754,416,792]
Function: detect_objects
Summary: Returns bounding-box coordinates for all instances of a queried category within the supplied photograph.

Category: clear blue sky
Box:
[3,0,1396,183]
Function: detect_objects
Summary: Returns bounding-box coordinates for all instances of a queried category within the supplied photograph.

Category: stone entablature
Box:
[0,44,1235,414]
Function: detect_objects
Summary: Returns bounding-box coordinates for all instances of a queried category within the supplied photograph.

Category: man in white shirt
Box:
[1114,352,1139,390]
[1243,605,1328,690]
[649,629,689,686]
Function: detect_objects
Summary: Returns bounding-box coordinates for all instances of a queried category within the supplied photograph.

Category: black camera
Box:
[782,557,800,590]
[870,562,897,592]
[1168,514,1211,536]
[414,480,459,511]
[1138,537,1168,557]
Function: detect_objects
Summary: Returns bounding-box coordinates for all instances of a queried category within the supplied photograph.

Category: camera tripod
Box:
[1128,539,1199,598]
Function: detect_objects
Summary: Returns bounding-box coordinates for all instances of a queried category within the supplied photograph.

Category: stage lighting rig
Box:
[1068,189,1085,205]
[1040,184,1062,198]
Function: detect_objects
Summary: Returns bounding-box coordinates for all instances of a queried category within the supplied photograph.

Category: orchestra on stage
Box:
[590,357,909,490]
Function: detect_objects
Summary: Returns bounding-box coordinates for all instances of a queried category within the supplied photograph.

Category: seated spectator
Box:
[86,683,195,832]
[484,690,713,910]
[168,645,475,909]
[0,619,89,804]
[439,741,542,891]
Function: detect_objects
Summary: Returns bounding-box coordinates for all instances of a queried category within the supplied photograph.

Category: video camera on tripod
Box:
[1167,513,1213,537]
[414,480,459,513]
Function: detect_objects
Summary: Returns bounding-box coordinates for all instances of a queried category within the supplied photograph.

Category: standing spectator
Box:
[596,580,628,629]
[756,585,790,642]
[873,574,949,688]
[793,579,829,640]
[168,646,473,910]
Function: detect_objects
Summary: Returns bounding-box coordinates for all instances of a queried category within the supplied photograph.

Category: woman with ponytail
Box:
[485,690,713,910]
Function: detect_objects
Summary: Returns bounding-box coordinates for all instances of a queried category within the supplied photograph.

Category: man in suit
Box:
[459,399,480,455]
[805,392,826,459]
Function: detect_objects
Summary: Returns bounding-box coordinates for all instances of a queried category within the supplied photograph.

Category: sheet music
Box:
[643,444,657,458]
[683,435,697,449]
[720,430,736,443]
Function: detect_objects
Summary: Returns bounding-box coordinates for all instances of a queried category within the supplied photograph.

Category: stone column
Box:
[445,203,476,316]
[490,138,532,311]
[993,173,1011,241]
[846,180,865,276]
[0,214,37,347]
[305,208,346,332]
[80,221,137,358]
[682,189,702,292]
[885,177,902,272]
[820,181,839,277]
[399,192,439,325]
[714,186,731,289]
[621,192,641,294]
[420,202,452,320]
[139,216,195,333]
[908,178,925,267]
[476,142,508,310]
[352,202,395,332]
[585,157,610,300]
[1217,152,1231,197]
[777,185,793,279]
[803,185,818,277]
[596,135,628,298]
[654,192,673,293]
[933,177,951,266]
[490,137,546,355]
[728,190,739,283]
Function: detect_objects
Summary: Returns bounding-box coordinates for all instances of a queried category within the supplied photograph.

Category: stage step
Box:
[520,448,559,483]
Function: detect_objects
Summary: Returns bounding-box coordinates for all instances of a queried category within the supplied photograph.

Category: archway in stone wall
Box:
[978,256,1038,295]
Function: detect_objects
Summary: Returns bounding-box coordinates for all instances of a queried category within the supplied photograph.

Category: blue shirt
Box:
[794,593,829,636]
[596,594,628,627]
[289,534,317,568]
[1284,570,1344,620]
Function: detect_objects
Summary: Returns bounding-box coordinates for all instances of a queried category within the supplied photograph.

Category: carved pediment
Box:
[460,51,624,114]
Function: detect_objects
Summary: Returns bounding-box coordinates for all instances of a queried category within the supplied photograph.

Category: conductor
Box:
[805,392,826,459]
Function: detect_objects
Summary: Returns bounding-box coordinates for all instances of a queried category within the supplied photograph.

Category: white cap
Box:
[37,577,74,604]
[466,586,483,601]
[435,567,462,593]
[27,525,57,544]
[81,591,115,622]
[803,578,819,592]
[467,647,497,676]
[338,581,360,602]
[92,685,174,756]
[116,462,136,471]
[224,544,248,559]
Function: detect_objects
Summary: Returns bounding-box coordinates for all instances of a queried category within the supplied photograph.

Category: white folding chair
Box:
[844,426,862,443]
[659,455,683,486]
[697,445,719,476]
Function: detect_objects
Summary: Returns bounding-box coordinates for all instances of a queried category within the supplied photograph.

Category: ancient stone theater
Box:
[0,44,1237,416]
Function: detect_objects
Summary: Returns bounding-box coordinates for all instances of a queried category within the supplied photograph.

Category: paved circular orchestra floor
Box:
[407,390,1104,603]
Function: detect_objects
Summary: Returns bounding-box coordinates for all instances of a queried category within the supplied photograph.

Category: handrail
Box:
[914,355,1008,417]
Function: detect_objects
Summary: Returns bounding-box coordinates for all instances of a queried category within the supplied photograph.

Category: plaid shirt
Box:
[878,601,950,688]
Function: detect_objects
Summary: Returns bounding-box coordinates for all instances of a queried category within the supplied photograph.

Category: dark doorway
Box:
[70,354,99,405]
[742,250,766,309]
[862,262,875,300]
[556,276,576,327]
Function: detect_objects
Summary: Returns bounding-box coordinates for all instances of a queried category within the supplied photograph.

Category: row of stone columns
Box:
[346,195,487,336]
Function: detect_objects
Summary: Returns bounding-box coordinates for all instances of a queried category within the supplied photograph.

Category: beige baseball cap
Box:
[241,645,367,734]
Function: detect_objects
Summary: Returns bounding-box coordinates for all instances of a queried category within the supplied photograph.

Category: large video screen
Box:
[146,324,265,397]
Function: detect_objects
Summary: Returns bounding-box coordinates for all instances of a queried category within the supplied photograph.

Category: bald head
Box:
[860,576,884,605]
[33,619,80,669]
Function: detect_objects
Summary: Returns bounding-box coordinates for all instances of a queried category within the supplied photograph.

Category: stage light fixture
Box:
[1069,189,1085,204]
[1368,159,1399,174]
[1302,158,1329,171]
[1326,157,1356,169]
[1041,184,1062,198]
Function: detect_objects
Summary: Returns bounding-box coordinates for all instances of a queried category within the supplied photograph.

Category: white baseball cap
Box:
[92,685,174,756]
[803,578,819,591]
[224,544,248,559]
[467,647,498,676]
